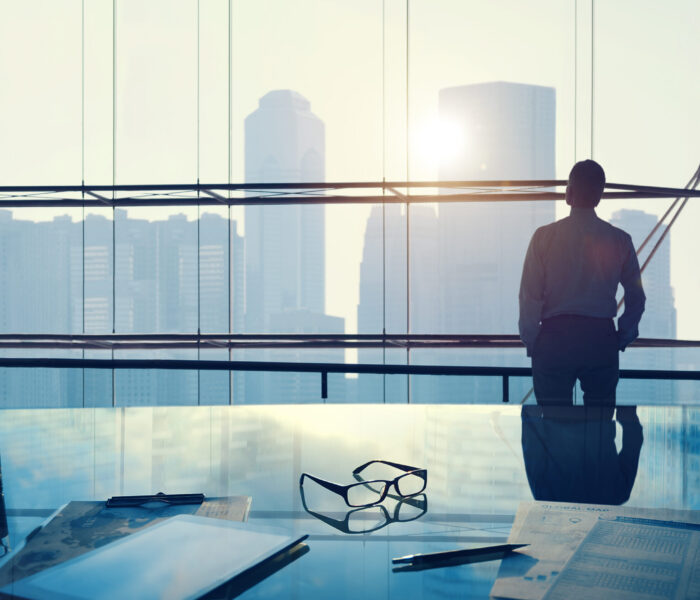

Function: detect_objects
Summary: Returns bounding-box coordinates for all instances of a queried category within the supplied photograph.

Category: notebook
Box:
[0,515,307,600]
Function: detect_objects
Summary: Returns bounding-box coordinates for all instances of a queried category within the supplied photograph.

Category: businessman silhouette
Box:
[519,160,646,406]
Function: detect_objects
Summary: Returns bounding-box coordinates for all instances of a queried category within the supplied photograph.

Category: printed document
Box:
[491,501,700,600]
[544,516,700,599]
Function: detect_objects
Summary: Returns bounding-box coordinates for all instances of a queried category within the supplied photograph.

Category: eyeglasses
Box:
[299,460,427,508]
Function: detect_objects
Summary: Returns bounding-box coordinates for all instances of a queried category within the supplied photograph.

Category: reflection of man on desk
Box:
[519,160,646,406]
[0,456,8,557]
[521,405,643,505]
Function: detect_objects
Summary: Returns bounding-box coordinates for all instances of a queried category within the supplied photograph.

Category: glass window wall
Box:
[0,0,697,406]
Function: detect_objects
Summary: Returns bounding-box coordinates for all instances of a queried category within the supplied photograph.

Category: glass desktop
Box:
[0,403,698,599]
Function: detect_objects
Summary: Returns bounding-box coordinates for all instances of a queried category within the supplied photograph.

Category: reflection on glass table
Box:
[521,405,644,505]
[0,405,696,600]
[300,484,428,535]
[0,456,8,558]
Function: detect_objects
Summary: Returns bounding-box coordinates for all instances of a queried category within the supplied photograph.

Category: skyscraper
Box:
[356,204,439,402]
[437,81,556,338]
[0,209,248,408]
[610,209,676,403]
[243,90,344,403]
[436,82,556,401]
[356,82,556,403]
[244,90,326,331]
[0,212,83,408]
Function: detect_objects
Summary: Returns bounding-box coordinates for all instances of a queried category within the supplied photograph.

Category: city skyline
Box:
[0,6,697,599]
[0,207,681,407]
[0,80,683,406]
[2,1,698,344]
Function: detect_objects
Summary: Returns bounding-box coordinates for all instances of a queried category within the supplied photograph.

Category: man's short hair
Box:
[568,160,606,207]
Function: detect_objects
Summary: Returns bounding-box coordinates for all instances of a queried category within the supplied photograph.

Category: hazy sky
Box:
[1,0,698,340]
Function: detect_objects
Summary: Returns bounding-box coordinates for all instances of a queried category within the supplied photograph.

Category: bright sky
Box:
[0,0,698,338]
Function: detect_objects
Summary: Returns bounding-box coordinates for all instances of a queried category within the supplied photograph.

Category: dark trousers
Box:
[532,315,619,407]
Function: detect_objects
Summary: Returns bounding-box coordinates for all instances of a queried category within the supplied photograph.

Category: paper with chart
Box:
[490,501,700,600]
[544,516,700,599]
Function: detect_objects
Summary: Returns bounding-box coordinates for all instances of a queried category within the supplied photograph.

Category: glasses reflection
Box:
[300,484,428,535]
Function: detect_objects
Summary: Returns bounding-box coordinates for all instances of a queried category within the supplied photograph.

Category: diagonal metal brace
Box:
[387,187,409,201]
[201,189,229,204]
[85,191,113,206]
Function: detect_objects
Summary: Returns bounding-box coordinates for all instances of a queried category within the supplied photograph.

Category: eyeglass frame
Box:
[299,460,428,508]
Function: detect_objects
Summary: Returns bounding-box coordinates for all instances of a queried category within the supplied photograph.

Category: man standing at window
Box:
[519,160,646,406]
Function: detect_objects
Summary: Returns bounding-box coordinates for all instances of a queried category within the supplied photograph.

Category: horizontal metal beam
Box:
[0,333,523,341]
[1,180,569,193]
[0,341,521,350]
[0,357,697,381]
[0,180,697,208]
[0,192,687,208]
[0,191,696,209]
[0,357,531,375]
[0,179,698,194]
[0,334,694,350]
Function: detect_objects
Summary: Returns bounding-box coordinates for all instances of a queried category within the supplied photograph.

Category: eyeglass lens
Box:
[395,472,426,496]
[347,480,387,506]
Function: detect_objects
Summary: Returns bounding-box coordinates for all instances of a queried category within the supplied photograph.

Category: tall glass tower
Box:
[243,90,344,403]
[436,81,556,402]
[438,81,556,337]
[244,90,326,331]
[611,209,676,404]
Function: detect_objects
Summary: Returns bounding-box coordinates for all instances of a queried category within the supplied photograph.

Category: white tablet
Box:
[0,514,307,600]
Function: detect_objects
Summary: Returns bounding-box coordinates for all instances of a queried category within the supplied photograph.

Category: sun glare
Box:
[414,117,467,170]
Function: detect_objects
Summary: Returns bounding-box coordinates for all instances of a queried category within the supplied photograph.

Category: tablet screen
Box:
[1,515,305,600]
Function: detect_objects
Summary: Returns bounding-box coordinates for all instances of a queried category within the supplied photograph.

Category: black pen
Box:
[392,543,528,566]
[105,492,205,507]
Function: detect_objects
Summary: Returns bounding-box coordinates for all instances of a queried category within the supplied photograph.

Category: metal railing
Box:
[0,356,697,402]
[0,178,696,405]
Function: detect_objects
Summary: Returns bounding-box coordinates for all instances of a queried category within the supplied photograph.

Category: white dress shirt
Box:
[519,207,646,356]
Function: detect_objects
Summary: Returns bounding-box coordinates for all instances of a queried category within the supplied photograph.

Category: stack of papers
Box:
[544,515,700,599]
[491,501,700,600]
